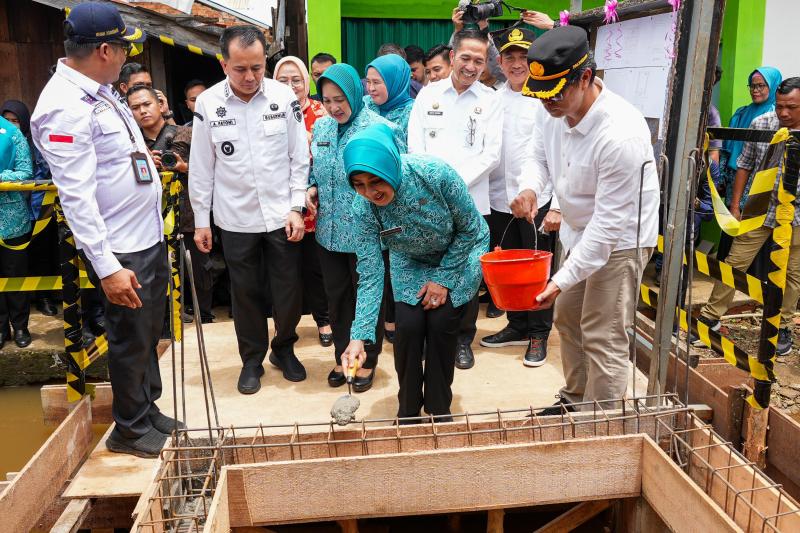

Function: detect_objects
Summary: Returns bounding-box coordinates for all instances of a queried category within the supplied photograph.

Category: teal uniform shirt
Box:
[350,154,489,342]
[364,96,413,136]
[0,116,33,240]
[310,108,406,253]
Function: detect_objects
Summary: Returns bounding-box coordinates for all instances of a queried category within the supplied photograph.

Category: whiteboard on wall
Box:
[594,12,677,132]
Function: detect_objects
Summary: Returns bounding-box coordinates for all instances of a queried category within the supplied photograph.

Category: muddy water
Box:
[0,385,108,477]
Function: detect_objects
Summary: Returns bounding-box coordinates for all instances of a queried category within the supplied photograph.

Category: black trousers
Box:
[384,253,395,324]
[301,233,329,328]
[0,234,30,332]
[395,298,464,418]
[182,232,214,320]
[486,207,554,337]
[220,228,303,367]
[82,241,168,439]
[317,246,384,369]
[27,221,59,302]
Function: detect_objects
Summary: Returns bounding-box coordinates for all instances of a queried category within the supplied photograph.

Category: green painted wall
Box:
[307,0,342,70]
[718,0,767,124]
[341,0,605,20]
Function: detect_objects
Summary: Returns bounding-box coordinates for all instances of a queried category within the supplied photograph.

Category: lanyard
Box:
[95,92,139,151]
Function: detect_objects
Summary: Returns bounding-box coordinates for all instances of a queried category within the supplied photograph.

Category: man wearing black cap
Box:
[479,26,558,368]
[32,1,183,457]
[510,26,659,414]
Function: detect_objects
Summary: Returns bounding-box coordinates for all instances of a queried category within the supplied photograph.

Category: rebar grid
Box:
[656,414,800,532]
[134,394,688,531]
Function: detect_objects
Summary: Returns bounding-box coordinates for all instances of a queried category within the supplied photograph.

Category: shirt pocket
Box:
[462,114,487,155]
[565,163,596,197]
[210,126,239,158]
[421,113,446,147]
[93,112,128,160]
[263,116,288,137]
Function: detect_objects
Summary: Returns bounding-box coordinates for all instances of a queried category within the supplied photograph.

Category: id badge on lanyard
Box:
[96,93,154,185]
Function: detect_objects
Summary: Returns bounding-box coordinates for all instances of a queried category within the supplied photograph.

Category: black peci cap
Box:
[492,26,536,54]
[522,26,590,100]
[64,2,146,44]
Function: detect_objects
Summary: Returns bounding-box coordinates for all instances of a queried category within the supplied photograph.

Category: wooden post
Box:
[534,500,612,533]
[742,403,769,469]
[486,509,504,533]
[50,498,92,533]
[338,519,359,533]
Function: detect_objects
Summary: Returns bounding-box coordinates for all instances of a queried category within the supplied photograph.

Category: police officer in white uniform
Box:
[31,2,179,458]
[408,28,502,370]
[190,26,310,394]
[479,27,559,368]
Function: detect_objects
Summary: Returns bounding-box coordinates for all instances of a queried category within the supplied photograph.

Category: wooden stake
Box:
[338,519,359,533]
[534,500,612,533]
[742,403,769,469]
[50,498,92,533]
[486,508,504,533]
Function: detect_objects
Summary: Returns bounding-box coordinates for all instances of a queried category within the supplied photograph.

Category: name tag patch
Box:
[316,141,330,147]
[210,119,237,128]
[427,111,444,116]
[92,102,111,115]
[263,112,286,121]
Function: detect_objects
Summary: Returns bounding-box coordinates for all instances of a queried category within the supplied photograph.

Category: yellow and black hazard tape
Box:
[161,172,183,342]
[657,235,764,304]
[639,283,753,374]
[0,185,58,251]
[0,274,93,292]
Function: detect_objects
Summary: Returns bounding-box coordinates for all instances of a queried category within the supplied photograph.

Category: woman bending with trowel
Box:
[340,124,488,423]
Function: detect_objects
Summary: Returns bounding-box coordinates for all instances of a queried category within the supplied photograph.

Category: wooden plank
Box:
[742,404,769,469]
[687,420,800,532]
[41,383,113,426]
[766,408,800,493]
[227,436,644,527]
[0,396,93,533]
[63,424,161,499]
[640,437,740,533]
[50,498,92,533]
[534,499,612,533]
[486,509,504,533]
[204,469,230,533]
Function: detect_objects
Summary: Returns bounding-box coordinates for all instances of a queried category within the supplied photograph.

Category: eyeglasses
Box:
[541,77,578,103]
[748,83,768,92]
[466,116,476,147]
[101,40,133,56]
[277,77,304,88]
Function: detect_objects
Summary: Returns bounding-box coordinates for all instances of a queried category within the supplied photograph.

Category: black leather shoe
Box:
[480,327,528,348]
[534,397,576,417]
[385,329,395,344]
[36,298,58,316]
[150,412,186,434]
[319,331,333,347]
[328,367,346,387]
[486,301,504,319]
[352,368,375,393]
[14,328,31,348]
[106,428,167,458]
[269,352,307,382]
[455,343,474,369]
[0,329,9,350]
[237,365,264,394]
[523,336,548,367]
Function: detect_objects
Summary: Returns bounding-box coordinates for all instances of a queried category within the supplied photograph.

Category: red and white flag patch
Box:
[49,134,74,143]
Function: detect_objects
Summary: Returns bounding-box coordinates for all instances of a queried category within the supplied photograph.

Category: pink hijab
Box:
[273,55,311,110]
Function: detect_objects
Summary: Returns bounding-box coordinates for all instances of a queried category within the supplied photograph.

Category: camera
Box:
[458,0,504,24]
[161,150,178,170]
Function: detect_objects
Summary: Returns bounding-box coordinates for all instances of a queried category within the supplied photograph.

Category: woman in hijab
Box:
[0,115,33,348]
[340,124,488,423]
[718,66,782,265]
[305,63,405,393]
[364,54,414,133]
[2,99,60,318]
[273,56,333,347]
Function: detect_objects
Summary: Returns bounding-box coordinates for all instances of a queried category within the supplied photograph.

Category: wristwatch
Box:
[290,206,304,213]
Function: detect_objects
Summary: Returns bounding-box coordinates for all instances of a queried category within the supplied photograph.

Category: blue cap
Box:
[65,2,146,44]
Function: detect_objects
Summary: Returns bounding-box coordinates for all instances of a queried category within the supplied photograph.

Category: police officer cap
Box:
[492,26,536,53]
[522,26,590,100]
[65,2,146,44]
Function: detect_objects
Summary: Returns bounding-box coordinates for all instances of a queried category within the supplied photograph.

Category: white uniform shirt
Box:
[408,76,502,215]
[189,78,310,233]
[518,80,659,292]
[31,59,162,279]
[491,82,554,213]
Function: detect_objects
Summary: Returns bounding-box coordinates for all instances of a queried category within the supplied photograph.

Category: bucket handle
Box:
[497,216,540,252]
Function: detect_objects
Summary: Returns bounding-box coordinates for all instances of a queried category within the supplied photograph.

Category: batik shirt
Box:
[350,154,489,342]
[310,107,406,253]
[363,96,414,137]
[0,119,33,240]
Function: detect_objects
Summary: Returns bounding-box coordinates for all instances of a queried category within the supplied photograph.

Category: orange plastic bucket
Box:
[480,248,553,311]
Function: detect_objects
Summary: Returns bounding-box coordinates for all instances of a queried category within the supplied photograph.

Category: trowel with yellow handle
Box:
[330,358,361,426]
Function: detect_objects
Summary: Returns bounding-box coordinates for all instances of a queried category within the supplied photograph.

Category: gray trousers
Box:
[555,247,652,408]
[82,241,168,439]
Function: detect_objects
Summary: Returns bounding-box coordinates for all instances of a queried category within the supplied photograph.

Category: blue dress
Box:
[363,96,414,137]
[350,154,489,342]
[0,118,33,240]
[310,107,406,253]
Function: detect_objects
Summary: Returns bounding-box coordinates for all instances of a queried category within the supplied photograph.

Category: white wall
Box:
[763,0,800,78]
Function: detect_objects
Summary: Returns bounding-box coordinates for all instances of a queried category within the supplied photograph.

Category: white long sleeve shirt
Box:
[491,83,553,213]
[408,76,502,215]
[31,59,162,279]
[189,78,310,233]
[518,80,659,292]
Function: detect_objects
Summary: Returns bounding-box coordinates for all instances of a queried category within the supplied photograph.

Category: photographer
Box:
[450,6,505,86]
[127,85,214,324]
